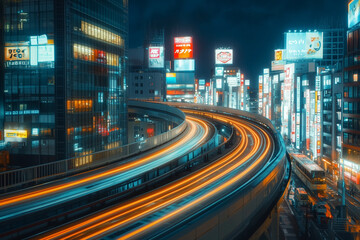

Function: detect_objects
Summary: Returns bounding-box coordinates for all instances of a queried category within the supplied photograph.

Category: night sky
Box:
[129,0,348,86]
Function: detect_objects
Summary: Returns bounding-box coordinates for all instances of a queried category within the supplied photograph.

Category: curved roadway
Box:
[0,116,214,238]
[34,110,275,240]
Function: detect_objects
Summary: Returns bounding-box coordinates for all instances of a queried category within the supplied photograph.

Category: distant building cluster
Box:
[258,18,359,191]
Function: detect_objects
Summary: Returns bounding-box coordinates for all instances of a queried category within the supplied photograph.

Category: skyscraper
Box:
[1,0,128,167]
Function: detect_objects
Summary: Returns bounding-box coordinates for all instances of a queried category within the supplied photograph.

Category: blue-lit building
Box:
[0,0,128,167]
[342,0,360,188]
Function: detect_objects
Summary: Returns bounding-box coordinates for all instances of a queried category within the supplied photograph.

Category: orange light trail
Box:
[38,112,273,240]
[38,117,248,240]
[0,117,209,208]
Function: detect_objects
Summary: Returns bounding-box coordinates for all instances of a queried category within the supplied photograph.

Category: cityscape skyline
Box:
[130,0,347,83]
[1,0,360,239]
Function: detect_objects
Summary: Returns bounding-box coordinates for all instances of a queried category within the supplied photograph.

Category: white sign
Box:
[215,49,233,65]
[149,46,164,68]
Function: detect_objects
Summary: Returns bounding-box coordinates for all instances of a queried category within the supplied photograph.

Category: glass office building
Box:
[1,0,128,166]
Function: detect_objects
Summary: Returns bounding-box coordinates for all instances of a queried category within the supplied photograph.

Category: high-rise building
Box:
[318,28,346,68]
[1,0,128,167]
[342,1,360,188]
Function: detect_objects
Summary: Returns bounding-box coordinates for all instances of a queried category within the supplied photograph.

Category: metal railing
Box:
[0,101,186,192]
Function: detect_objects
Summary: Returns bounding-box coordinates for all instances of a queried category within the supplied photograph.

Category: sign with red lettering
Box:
[174,37,193,59]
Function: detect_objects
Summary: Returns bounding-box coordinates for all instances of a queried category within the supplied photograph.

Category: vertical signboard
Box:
[174,37,193,59]
[282,64,294,140]
[349,0,360,28]
[149,46,164,68]
[258,75,263,115]
[305,89,310,150]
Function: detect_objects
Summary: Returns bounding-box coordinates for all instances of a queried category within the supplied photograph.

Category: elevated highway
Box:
[33,103,290,240]
[0,102,222,239]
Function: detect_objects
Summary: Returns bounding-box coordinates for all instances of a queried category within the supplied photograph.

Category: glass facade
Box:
[1,0,128,166]
[343,21,360,185]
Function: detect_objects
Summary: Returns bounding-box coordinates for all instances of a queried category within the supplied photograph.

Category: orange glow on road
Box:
[0,117,209,208]
[37,111,274,240]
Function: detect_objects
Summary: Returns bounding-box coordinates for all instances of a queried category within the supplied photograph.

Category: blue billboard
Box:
[286,32,323,60]
[349,0,360,28]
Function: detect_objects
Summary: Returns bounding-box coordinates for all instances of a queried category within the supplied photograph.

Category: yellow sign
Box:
[275,50,283,61]
[5,47,30,61]
[166,73,176,78]
[5,130,28,139]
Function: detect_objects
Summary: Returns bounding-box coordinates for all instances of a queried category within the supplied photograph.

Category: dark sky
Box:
[129,0,347,85]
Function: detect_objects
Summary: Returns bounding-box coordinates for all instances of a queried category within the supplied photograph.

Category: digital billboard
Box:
[166,73,176,84]
[149,46,164,68]
[349,0,360,28]
[174,37,193,59]
[227,77,239,87]
[286,32,323,60]
[215,67,224,76]
[215,49,233,65]
[38,45,55,62]
[274,49,285,61]
[5,46,29,61]
[4,129,28,142]
[216,79,222,89]
[174,59,195,71]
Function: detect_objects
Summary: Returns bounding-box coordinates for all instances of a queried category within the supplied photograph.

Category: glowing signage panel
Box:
[286,32,323,60]
[38,45,55,62]
[215,49,233,65]
[275,49,285,61]
[349,0,360,28]
[227,77,239,87]
[5,46,29,61]
[149,46,164,68]
[174,37,193,59]
[166,73,177,84]
[216,79,222,89]
[5,130,28,142]
[215,67,224,76]
[174,59,195,71]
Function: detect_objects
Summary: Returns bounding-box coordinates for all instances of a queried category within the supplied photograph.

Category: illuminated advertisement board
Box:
[5,46,30,61]
[174,37,193,59]
[275,49,285,61]
[282,64,294,138]
[215,67,224,76]
[258,75,263,114]
[174,59,195,71]
[286,32,323,60]
[149,46,164,68]
[305,89,310,150]
[199,79,205,90]
[349,0,360,28]
[271,60,285,71]
[4,129,28,142]
[38,45,55,62]
[227,77,239,87]
[166,73,176,84]
[215,49,233,65]
[216,79,222,89]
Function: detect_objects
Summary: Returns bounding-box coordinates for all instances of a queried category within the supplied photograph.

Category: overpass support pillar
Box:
[250,200,281,240]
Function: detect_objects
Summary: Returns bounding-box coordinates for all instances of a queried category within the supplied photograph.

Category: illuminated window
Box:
[80,21,123,46]
[73,43,119,66]
[67,99,93,113]
[354,74,358,82]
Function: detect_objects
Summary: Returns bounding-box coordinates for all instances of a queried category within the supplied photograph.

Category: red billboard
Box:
[174,37,193,59]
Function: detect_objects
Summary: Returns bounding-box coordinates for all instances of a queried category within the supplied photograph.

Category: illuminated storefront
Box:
[1,0,128,166]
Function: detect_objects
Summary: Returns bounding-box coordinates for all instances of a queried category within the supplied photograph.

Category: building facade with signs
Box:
[342,0,360,188]
[0,0,128,166]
